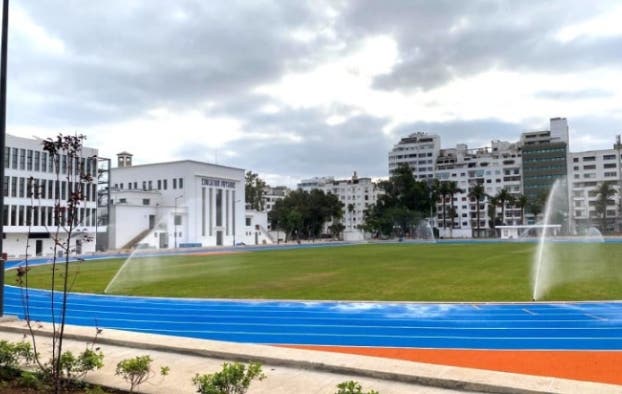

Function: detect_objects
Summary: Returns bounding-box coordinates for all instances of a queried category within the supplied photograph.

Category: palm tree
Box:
[446,181,463,238]
[439,182,451,234]
[494,188,514,225]
[594,182,616,233]
[487,196,498,237]
[469,184,486,238]
[515,194,528,225]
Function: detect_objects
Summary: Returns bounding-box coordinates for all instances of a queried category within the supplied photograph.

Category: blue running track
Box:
[4,286,622,351]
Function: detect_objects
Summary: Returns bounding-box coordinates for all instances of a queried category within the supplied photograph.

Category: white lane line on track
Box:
[522,308,537,315]
[584,313,608,321]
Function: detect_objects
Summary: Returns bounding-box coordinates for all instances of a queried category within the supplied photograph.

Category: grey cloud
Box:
[337,0,620,91]
[534,89,613,100]
[177,109,392,180]
[10,1,335,126]
[391,118,525,149]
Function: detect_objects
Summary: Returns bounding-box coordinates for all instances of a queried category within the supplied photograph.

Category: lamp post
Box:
[174,194,183,248]
[616,134,622,233]
[0,0,10,317]
[233,199,241,247]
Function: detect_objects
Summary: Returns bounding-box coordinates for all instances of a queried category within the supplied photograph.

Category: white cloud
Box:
[87,107,243,164]
[555,5,622,42]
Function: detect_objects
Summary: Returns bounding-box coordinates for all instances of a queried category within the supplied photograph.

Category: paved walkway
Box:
[0,319,620,394]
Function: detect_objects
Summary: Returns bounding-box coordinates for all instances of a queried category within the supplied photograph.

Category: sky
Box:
[5,0,622,187]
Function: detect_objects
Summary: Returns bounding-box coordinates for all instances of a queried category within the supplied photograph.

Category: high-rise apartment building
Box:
[388,132,441,180]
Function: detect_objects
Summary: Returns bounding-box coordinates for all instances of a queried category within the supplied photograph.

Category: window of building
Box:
[179,178,183,188]
[174,215,182,225]
[19,149,26,170]
[603,154,616,160]
[582,156,596,162]
[142,198,150,205]
[245,217,251,226]
[11,147,18,169]
[173,178,177,189]
[119,198,127,203]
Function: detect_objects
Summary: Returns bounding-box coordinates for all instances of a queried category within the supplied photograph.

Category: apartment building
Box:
[435,140,523,238]
[298,172,382,240]
[388,132,440,180]
[570,143,622,233]
[2,134,99,257]
[263,185,290,212]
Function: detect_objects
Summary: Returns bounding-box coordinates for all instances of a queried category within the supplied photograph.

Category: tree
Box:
[487,196,499,237]
[594,182,616,233]
[438,182,450,232]
[446,181,463,238]
[268,189,343,241]
[469,184,486,238]
[515,194,528,225]
[244,171,266,211]
[20,134,97,393]
[362,164,433,238]
[494,188,514,225]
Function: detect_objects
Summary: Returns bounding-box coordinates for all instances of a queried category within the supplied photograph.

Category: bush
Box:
[115,355,168,393]
[335,380,379,394]
[192,362,266,394]
[0,340,34,369]
[58,348,104,381]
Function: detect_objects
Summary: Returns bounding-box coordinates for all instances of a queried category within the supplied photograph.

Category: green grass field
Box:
[16,242,622,301]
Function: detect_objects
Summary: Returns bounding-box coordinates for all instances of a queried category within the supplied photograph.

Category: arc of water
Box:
[532,179,560,301]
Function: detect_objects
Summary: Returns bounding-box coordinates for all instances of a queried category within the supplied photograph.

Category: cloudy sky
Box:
[6,1,622,186]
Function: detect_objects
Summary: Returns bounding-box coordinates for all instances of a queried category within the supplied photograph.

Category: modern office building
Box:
[298,172,382,240]
[520,118,569,206]
[106,153,245,249]
[2,134,99,257]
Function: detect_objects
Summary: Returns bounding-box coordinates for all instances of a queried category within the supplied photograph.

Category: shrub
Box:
[335,380,379,394]
[115,355,168,393]
[0,340,34,369]
[192,362,266,394]
[58,348,104,382]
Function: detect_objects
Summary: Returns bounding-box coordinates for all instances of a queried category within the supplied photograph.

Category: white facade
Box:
[388,132,441,180]
[434,140,523,238]
[2,134,99,257]
[298,172,382,239]
[263,185,290,212]
[108,157,244,249]
[242,210,274,245]
[569,147,622,233]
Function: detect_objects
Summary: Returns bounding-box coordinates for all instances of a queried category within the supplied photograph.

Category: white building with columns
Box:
[107,153,245,249]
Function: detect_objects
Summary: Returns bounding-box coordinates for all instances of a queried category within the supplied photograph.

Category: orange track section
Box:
[285,346,622,386]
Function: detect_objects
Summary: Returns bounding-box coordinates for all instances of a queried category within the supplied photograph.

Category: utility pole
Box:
[0,0,10,317]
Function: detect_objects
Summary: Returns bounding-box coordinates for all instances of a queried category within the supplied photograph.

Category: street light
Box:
[174,194,183,248]
[233,199,241,247]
